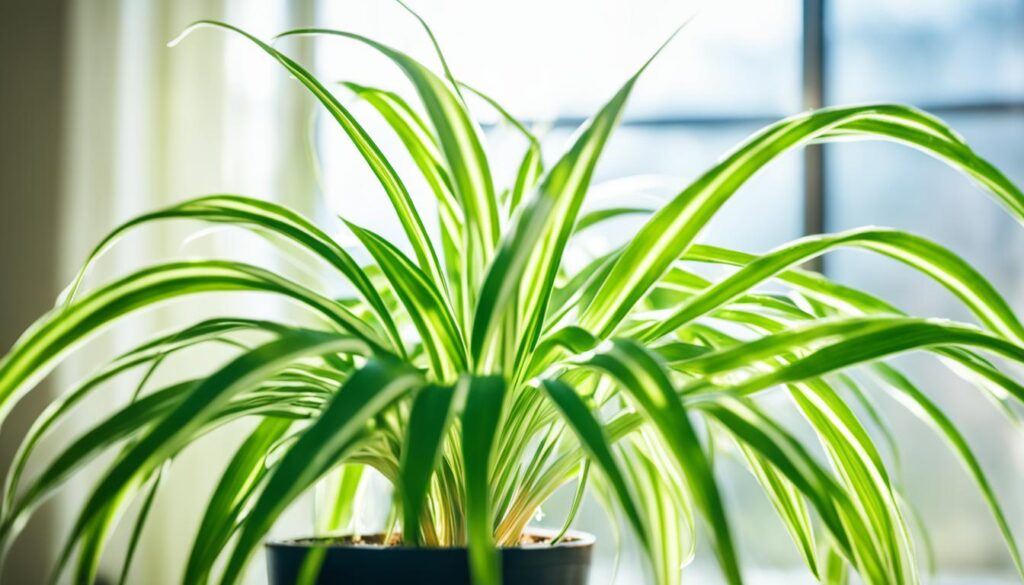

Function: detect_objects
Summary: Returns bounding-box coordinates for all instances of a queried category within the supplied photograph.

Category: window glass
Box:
[829,0,1024,104]
[312,0,801,120]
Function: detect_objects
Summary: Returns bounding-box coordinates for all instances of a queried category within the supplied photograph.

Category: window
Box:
[306,1,1023,580]
[825,0,1024,577]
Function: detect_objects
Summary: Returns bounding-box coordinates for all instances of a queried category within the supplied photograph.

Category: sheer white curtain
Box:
[57,0,315,582]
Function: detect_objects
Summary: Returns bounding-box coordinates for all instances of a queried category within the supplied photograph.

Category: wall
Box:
[0,0,65,583]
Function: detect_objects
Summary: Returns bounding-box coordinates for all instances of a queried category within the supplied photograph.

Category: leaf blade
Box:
[461,375,506,585]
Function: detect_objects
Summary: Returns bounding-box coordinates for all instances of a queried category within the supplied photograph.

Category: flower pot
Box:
[266,529,595,585]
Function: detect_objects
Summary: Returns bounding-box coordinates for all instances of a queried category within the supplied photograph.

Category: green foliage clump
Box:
[1,10,1023,585]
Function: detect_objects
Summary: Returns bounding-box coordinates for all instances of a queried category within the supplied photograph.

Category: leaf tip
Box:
[167,20,225,48]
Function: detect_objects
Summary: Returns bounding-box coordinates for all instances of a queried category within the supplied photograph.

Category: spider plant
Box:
[2,9,1024,585]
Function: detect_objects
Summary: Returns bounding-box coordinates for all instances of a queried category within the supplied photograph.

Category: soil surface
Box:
[287,532,578,547]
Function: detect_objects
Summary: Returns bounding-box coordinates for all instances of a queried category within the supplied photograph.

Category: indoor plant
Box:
[1,9,1024,585]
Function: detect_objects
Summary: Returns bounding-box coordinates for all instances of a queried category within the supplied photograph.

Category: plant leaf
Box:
[64,195,405,353]
[461,375,506,585]
[49,331,368,583]
[400,382,460,546]
[642,227,1024,344]
[681,317,1024,398]
[346,221,466,380]
[871,363,1024,578]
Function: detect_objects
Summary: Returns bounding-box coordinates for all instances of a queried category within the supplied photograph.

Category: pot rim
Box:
[266,528,596,551]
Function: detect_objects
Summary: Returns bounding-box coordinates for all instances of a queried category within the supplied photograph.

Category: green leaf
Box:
[346,221,466,380]
[734,439,818,577]
[550,459,589,545]
[684,243,900,315]
[315,464,366,535]
[65,465,147,585]
[677,311,905,582]
[824,543,850,585]
[871,363,1024,579]
[341,81,468,326]
[400,383,460,546]
[470,33,672,372]
[682,316,1024,398]
[458,82,542,217]
[1,380,195,557]
[51,331,368,583]
[789,380,910,584]
[641,227,1024,344]
[573,207,654,235]
[696,396,888,581]
[507,147,543,219]
[461,375,505,585]
[672,244,1024,421]
[117,463,166,585]
[2,317,263,519]
[620,436,694,585]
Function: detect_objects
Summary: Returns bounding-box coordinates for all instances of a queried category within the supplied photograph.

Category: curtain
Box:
[56,0,316,582]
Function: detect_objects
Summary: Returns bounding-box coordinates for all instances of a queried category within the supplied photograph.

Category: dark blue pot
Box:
[266,530,595,585]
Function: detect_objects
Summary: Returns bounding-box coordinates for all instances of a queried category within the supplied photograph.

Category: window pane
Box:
[826,112,1024,572]
[828,0,1024,104]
